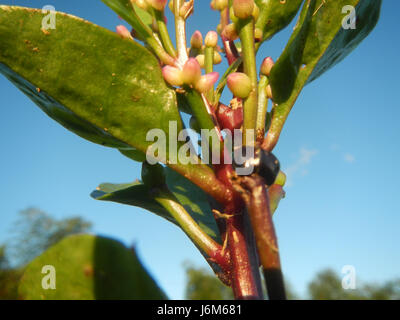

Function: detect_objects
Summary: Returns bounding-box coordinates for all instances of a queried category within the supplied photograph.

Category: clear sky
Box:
[1,0,399,299]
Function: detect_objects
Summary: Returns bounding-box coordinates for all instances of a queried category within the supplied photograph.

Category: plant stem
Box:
[256,75,269,143]
[204,46,215,102]
[155,190,229,270]
[238,18,258,146]
[226,214,262,299]
[174,0,189,66]
[154,10,177,57]
[233,175,286,300]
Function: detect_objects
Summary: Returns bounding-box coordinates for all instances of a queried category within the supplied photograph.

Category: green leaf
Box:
[0,6,182,157]
[91,168,220,242]
[269,0,316,104]
[265,0,381,150]
[101,0,153,40]
[19,234,167,300]
[255,0,304,46]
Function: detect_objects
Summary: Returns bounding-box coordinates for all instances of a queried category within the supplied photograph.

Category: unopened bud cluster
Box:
[189,30,222,69]
[162,58,219,93]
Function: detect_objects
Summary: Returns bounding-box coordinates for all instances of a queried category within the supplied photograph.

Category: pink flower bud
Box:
[182,58,202,84]
[195,72,219,93]
[190,30,203,49]
[205,31,218,47]
[147,0,167,11]
[162,66,184,86]
[233,0,255,19]
[116,25,133,39]
[227,72,252,98]
[260,57,274,76]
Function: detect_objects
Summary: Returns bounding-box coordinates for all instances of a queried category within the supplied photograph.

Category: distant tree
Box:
[184,264,233,300]
[9,207,92,266]
[0,207,92,299]
[308,269,400,300]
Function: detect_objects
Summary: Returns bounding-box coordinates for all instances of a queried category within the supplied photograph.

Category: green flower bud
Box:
[227,72,252,98]
[214,0,228,11]
[213,51,222,65]
[205,31,218,47]
[254,28,263,42]
[195,54,205,69]
[233,0,255,20]
[266,84,273,100]
[274,171,286,186]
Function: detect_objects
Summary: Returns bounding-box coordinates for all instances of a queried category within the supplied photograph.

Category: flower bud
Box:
[168,0,174,12]
[222,23,239,41]
[233,0,255,19]
[260,57,274,76]
[205,31,218,47]
[268,184,285,215]
[195,54,205,68]
[190,30,203,49]
[147,0,167,11]
[254,28,263,42]
[133,0,149,10]
[214,0,228,11]
[162,66,184,86]
[213,51,222,65]
[195,72,219,93]
[266,84,273,100]
[116,25,133,39]
[180,1,193,18]
[252,4,260,21]
[210,0,217,10]
[274,171,286,187]
[182,58,202,85]
[227,72,252,99]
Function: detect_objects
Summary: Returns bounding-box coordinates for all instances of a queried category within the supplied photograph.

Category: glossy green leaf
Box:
[269,0,316,104]
[19,234,167,300]
[0,6,182,156]
[91,168,221,242]
[265,0,381,150]
[101,0,153,39]
[255,0,304,46]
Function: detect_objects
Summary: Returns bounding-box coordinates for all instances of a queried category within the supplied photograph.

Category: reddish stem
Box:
[234,175,286,300]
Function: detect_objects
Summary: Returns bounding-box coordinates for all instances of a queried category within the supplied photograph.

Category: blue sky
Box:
[1,0,399,299]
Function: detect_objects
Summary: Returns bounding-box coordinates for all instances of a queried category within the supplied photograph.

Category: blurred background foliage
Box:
[0,207,398,300]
